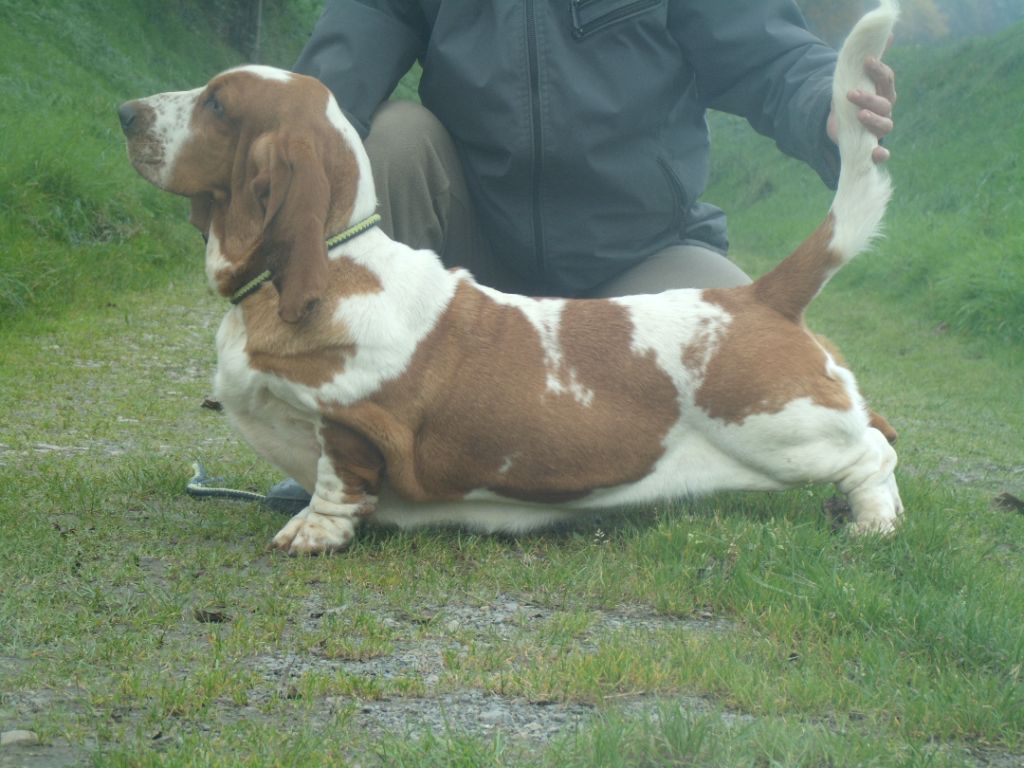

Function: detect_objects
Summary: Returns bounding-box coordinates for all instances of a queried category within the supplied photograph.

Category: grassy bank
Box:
[0,0,318,325]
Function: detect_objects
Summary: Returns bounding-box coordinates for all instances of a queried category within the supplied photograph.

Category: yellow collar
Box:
[229,213,382,306]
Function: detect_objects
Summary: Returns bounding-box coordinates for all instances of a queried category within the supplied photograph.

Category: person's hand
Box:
[827,38,896,164]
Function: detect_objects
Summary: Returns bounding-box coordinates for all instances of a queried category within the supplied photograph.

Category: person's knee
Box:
[365,100,451,173]
[589,245,751,298]
[363,100,470,255]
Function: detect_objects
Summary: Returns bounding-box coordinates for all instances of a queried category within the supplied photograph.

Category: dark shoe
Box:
[263,478,311,515]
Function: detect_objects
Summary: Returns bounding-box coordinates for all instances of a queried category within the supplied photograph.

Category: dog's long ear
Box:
[189,194,213,238]
[255,134,331,323]
[218,132,330,323]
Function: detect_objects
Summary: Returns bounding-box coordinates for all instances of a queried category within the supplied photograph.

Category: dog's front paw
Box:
[272,507,356,555]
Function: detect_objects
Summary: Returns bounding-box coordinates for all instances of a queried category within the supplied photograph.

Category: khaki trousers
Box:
[364,100,751,298]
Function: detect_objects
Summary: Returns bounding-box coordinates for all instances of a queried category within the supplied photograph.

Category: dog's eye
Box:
[204,94,225,117]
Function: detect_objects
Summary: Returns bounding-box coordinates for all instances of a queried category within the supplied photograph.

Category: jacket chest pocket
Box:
[569,0,663,40]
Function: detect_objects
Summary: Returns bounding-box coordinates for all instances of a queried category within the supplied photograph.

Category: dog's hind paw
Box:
[848,516,900,536]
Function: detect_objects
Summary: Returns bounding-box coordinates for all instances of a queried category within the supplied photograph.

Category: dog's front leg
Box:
[271,421,382,555]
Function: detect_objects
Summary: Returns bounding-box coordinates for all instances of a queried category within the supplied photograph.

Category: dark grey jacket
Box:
[295,0,840,295]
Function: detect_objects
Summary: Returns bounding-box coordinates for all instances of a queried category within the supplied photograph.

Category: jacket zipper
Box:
[570,0,660,40]
[526,0,545,281]
[658,158,686,235]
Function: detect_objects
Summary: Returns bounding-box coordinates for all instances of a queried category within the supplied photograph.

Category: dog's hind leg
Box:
[836,426,903,534]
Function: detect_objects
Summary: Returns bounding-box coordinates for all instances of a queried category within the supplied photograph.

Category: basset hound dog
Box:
[119,3,902,555]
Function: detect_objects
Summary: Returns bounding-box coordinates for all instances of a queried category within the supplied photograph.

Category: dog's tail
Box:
[752,0,898,321]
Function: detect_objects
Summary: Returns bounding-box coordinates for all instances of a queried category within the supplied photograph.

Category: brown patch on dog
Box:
[694,215,861,425]
[867,411,899,445]
[696,286,853,425]
[813,333,898,444]
[243,256,382,389]
[319,420,385,508]
[319,283,680,505]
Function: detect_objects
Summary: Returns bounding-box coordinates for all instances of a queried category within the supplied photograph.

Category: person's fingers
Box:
[849,89,893,118]
[856,107,894,139]
[864,54,897,104]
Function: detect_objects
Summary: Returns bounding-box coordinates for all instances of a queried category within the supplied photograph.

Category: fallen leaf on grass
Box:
[994,493,1024,513]
[193,606,230,624]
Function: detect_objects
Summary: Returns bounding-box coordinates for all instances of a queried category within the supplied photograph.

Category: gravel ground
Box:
[8,590,1021,766]
[245,593,736,747]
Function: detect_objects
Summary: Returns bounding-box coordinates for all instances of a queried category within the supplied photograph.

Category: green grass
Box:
[2,4,1024,766]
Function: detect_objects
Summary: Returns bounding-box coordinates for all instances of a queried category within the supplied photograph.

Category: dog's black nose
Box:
[118,102,140,135]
